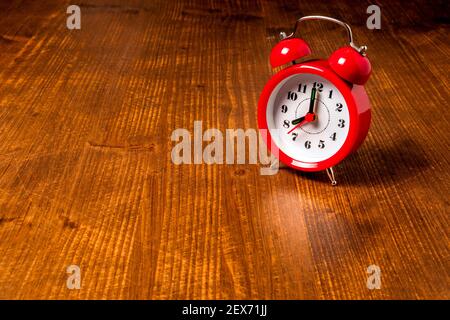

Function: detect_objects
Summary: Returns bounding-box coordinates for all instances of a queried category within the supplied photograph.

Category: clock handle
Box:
[283,15,367,55]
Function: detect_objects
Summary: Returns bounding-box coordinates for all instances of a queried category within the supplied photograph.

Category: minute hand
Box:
[308,87,317,114]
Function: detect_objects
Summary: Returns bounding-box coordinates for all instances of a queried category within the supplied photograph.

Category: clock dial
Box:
[266,73,350,163]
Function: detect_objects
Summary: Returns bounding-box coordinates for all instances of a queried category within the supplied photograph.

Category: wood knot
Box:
[234,168,246,176]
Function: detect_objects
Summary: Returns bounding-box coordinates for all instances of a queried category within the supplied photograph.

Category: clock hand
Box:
[287,112,315,134]
[291,115,305,125]
[288,119,307,134]
[308,87,317,114]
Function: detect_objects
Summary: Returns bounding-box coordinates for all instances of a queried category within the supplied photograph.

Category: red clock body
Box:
[258,59,371,172]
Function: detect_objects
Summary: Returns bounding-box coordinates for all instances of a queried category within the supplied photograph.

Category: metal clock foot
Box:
[326,167,337,186]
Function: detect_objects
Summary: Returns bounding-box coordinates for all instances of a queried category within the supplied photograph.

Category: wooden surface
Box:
[0,0,448,300]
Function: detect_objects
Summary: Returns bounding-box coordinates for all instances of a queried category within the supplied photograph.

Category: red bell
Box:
[328,46,371,85]
[270,38,311,68]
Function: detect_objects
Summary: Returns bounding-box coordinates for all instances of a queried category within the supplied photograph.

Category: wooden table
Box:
[0,0,448,299]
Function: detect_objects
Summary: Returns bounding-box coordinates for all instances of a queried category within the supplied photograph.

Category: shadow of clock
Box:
[294,138,430,187]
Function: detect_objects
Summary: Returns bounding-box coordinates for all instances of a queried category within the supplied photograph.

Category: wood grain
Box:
[0,0,448,299]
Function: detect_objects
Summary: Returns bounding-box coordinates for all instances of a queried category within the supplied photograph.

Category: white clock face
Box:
[266,73,350,163]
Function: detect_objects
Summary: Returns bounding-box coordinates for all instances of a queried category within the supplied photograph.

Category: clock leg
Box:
[326,167,337,186]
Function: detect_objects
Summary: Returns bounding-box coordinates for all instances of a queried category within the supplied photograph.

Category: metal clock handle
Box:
[281,15,367,55]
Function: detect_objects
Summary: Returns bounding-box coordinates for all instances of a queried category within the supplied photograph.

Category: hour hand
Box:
[288,112,316,134]
[292,116,305,125]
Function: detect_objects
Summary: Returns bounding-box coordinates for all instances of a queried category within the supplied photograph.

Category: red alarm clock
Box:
[258,16,372,184]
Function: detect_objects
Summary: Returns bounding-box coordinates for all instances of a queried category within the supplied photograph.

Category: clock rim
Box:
[258,60,361,172]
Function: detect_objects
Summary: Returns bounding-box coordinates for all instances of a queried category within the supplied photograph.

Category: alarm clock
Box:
[258,16,372,185]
